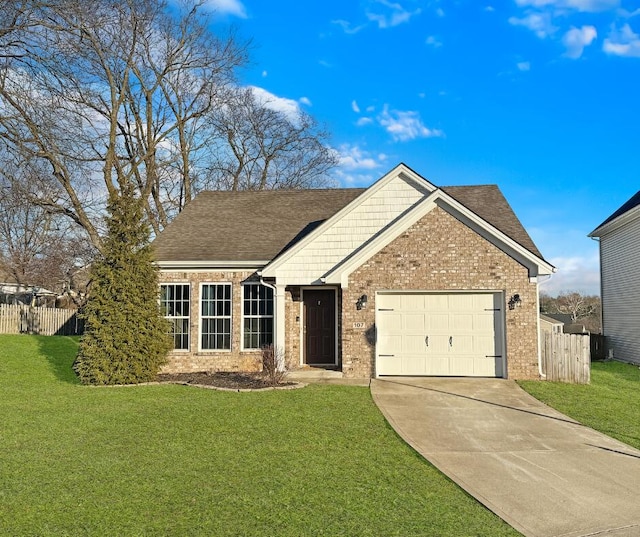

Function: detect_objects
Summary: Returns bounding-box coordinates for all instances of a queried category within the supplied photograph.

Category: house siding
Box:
[600,216,640,364]
[160,270,263,373]
[342,206,540,379]
[274,174,431,283]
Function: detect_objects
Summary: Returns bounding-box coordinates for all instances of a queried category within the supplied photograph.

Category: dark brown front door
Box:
[303,289,336,365]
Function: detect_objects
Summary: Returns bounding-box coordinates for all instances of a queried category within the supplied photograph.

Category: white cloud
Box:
[618,8,640,18]
[203,0,247,18]
[485,6,496,12]
[332,19,367,34]
[509,11,558,38]
[261,70,268,77]
[541,254,601,296]
[378,105,443,142]
[351,100,361,113]
[366,0,422,29]
[603,23,640,57]
[425,35,443,47]
[299,96,312,106]
[515,0,619,12]
[435,7,445,17]
[517,60,531,70]
[249,86,301,123]
[366,105,376,113]
[333,144,389,186]
[562,25,597,58]
[356,117,374,126]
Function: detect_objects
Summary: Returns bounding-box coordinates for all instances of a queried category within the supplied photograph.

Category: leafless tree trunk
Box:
[0,0,338,257]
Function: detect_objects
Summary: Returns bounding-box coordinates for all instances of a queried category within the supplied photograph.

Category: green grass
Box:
[0,335,518,536]
[519,361,640,450]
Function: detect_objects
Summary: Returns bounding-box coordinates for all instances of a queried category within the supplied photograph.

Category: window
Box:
[243,284,274,350]
[201,284,232,350]
[160,284,190,350]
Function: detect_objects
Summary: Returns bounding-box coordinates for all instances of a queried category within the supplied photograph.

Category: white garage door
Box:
[376,292,504,377]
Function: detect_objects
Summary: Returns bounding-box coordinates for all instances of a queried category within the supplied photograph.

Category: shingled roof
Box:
[153,189,365,262]
[591,189,640,235]
[153,184,543,263]
[441,185,542,257]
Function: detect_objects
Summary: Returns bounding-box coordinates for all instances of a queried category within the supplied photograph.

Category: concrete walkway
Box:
[371,377,640,537]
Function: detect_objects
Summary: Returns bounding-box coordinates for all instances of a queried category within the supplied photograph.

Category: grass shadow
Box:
[36,335,81,385]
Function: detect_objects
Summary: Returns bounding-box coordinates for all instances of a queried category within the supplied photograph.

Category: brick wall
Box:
[342,206,540,380]
[159,270,263,373]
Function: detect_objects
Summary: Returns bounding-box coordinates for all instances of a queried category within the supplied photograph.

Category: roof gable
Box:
[590,190,640,238]
[322,187,554,286]
[261,163,436,279]
[153,163,550,279]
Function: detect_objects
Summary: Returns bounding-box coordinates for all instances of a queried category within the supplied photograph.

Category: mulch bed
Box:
[156,371,296,390]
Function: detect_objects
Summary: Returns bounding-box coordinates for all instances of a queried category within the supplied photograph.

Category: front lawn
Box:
[519,361,640,450]
[0,335,518,536]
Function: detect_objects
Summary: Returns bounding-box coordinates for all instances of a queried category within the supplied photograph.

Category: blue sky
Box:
[206,0,640,296]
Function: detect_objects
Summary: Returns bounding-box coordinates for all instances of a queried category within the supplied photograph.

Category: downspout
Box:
[536,274,553,378]
[257,274,284,371]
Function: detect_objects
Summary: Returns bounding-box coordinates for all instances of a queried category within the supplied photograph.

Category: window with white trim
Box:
[201,283,232,350]
[243,284,274,350]
[160,284,190,350]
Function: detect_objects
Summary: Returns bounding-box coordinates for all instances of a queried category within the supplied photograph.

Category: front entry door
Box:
[303,289,336,366]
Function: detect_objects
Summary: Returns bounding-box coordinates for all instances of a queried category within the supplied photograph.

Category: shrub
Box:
[73,186,172,385]
[260,344,287,386]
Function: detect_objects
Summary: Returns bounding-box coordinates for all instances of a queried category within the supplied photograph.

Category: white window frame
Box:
[199,282,232,352]
[159,283,190,351]
[241,283,274,351]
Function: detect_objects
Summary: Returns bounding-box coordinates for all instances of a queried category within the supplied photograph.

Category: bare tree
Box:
[0,0,247,248]
[0,0,338,255]
[206,86,337,191]
[0,166,90,293]
[540,291,602,333]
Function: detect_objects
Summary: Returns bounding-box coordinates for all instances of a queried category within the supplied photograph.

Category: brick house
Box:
[153,163,554,380]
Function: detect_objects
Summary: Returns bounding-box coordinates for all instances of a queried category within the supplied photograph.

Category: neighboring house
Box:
[543,313,573,326]
[589,189,640,364]
[540,314,564,336]
[153,163,555,379]
[0,282,57,307]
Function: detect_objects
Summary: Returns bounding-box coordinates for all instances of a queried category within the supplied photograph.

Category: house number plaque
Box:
[353,322,365,329]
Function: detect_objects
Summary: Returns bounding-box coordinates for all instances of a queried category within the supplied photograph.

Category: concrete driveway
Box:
[371,377,640,537]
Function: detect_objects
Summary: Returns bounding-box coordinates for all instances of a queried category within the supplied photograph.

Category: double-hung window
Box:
[160,284,190,350]
[243,284,274,350]
[201,283,232,350]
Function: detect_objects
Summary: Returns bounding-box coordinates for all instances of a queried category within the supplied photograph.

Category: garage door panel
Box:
[426,354,450,375]
[377,292,504,377]
[424,294,449,310]
[474,356,501,376]
[404,354,427,375]
[474,313,495,332]
[404,334,427,353]
[402,294,425,311]
[451,313,474,332]
[404,313,425,331]
[382,313,403,331]
[449,294,474,310]
[426,313,448,331]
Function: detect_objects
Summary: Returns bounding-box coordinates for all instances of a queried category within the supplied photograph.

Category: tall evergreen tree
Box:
[74,185,172,385]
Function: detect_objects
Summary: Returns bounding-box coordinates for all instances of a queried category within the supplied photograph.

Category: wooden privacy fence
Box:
[541,331,590,384]
[0,304,84,336]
